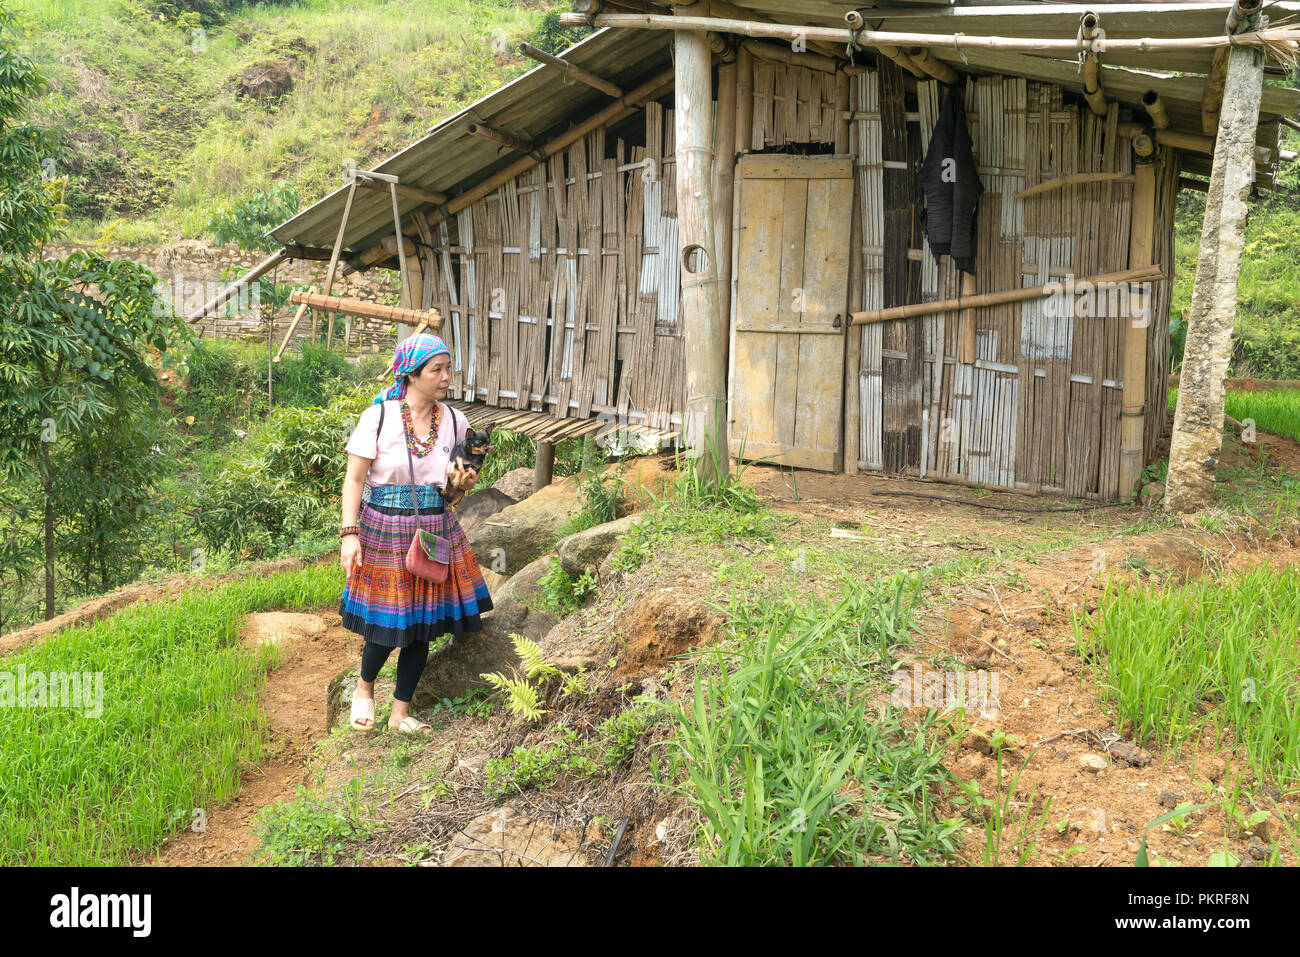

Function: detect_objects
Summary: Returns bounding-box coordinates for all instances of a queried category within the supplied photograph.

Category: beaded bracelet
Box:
[340,525,360,537]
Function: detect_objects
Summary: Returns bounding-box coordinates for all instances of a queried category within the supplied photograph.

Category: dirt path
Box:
[141,610,359,866]
[910,526,1300,867]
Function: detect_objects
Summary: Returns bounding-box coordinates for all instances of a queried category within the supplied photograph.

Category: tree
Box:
[0,9,196,619]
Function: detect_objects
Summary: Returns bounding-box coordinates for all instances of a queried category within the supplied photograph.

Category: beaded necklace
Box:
[400,398,442,458]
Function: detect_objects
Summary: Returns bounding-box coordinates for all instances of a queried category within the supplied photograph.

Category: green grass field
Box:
[1168,387,1300,443]
[0,562,343,865]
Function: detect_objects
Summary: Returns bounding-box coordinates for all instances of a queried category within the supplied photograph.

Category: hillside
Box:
[8,0,586,243]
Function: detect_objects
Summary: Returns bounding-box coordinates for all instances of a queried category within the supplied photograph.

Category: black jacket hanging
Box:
[919,83,983,275]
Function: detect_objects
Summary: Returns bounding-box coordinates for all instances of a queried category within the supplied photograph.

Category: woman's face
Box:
[409,353,452,399]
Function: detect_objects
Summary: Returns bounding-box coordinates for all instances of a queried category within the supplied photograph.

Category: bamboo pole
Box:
[1013,171,1130,199]
[1166,37,1266,514]
[466,122,538,156]
[289,290,441,326]
[517,41,623,97]
[739,38,839,73]
[958,271,977,364]
[1142,89,1170,129]
[675,27,728,482]
[273,285,318,362]
[1081,13,1108,116]
[186,249,287,324]
[1082,54,1108,116]
[557,10,1300,57]
[907,46,959,85]
[1119,135,1157,498]
[1179,175,1211,191]
[735,42,753,156]
[324,177,358,350]
[852,266,1165,325]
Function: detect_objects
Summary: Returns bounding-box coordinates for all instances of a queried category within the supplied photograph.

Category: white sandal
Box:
[349,693,376,731]
[393,715,433,735]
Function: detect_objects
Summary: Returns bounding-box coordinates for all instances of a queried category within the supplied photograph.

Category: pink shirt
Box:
[345,400,469,488]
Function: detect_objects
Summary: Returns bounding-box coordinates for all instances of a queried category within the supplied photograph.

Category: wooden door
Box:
[729,155,853,471]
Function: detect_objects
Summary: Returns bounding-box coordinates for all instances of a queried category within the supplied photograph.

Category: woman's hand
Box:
[341,535,363,578]
[448,462,480,497]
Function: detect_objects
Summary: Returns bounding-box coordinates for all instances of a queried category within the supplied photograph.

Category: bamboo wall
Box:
[407,100,687,432]
[842,64,1174,499]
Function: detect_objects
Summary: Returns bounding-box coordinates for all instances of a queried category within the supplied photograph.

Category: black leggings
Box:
[359,641,430,703]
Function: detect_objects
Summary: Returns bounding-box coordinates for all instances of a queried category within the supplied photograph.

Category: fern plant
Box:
[480,634,564,722]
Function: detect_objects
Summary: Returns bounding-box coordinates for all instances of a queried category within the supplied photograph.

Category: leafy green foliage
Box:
[253,780,373,867]
[536,557,598,615]
[206,180,299,253]
[527,8,594,57]
[480,633,565,722]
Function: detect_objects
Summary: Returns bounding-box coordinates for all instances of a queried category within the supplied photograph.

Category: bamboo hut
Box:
[196,1,1300,500]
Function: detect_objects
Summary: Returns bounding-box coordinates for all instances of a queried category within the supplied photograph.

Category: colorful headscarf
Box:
[373,333,451,405]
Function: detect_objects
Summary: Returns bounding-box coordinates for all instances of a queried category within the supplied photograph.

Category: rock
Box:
[440,807,592,867]
[325,665,357,730]
[454,487,517,537]
[486,554,562,638]
[1079,753,1108,773]
[467,477,583,575]
[1253,813,1286,843]
[236,58,298,100]
[1157,790,1185,808]
[411,619,525,707]
[556,515,640,578]
[240,611,325,649]
[480,567,507,594]
[962,730,992,755]
[1107,740,1151,768]
[1247,836,1269,860]
[492,467,535,502]
[1140,481,1166,506]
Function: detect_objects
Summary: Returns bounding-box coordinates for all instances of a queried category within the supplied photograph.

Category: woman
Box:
[338,333,493,734]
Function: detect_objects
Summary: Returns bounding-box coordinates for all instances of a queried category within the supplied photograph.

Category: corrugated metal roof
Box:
[268,27,673,255]
[273,3,1299,258]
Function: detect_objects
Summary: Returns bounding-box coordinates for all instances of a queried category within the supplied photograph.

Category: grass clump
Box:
[1074,563,1300,787]
[252,780,374,866]
[667,574,967,866]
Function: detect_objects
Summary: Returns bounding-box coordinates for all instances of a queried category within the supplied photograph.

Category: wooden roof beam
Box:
[1203,0,1263,134]
[517,41,624,97]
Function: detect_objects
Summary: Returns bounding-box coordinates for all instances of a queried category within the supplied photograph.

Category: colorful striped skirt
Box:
[339,483,493,648]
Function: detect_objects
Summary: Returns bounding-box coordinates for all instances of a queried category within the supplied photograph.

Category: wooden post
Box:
[674,27,729,483]
[324,178,358,351]
[1165,38,1265,514]
[713,57,737,434]
[841,67,861,475]
[534,439,554,491]
[1119,134,1157,498]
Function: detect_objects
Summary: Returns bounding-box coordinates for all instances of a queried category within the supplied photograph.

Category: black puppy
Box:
[448,426,494,479]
